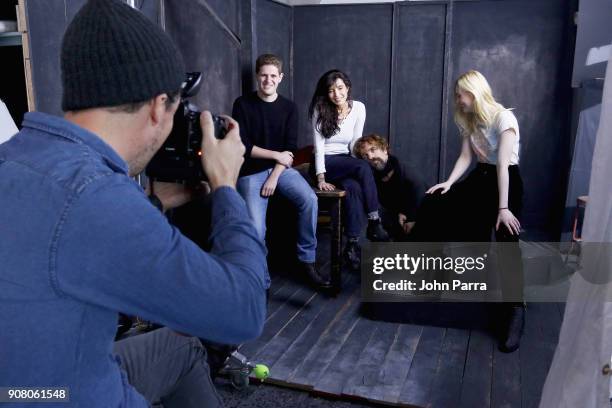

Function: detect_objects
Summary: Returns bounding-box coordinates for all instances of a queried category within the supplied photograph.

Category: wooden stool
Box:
[314,188,346,294]
[293,147,347,293]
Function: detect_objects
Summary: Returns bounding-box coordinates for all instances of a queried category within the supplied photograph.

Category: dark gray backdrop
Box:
[444,0,574,234]
[290,0,575,237]
[23,0,576,238]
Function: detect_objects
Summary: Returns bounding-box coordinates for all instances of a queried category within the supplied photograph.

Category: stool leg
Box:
[331,198,343,294]
[565,204,580,264]
[564,241,575,264]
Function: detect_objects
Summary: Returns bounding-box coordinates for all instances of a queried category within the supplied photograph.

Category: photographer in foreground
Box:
[0,1,267,407]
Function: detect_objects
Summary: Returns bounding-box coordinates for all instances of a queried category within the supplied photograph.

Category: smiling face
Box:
[361,141,389,170]
[327,78,349,107]
[455,87,474,113]
[256,64,283,98]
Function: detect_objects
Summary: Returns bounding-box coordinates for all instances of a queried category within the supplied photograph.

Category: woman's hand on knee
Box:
[426,181,451,194]
[496,209,521,235]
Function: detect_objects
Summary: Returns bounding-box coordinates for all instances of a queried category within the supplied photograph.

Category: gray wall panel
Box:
[25,0,158,116]
[203,0,240,36]
[293,4,393,148]
[256,0,293,99]
[137,0,161,24]
[446,0,573,232]
[391,3,446,189]
[572,0,612,87]
[25,0,77,115]
[65,0,86,21]
[164,0,241,116]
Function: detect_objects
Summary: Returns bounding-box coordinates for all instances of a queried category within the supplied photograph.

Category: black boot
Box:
[299,261,332,289]
[344,240,361,271]
[367,218,390,242]
[498,304,525,353]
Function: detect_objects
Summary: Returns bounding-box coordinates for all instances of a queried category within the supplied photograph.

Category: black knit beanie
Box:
[61,0,185,111]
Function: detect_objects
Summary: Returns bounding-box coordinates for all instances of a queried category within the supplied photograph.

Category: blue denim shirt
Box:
[0,112,268,408]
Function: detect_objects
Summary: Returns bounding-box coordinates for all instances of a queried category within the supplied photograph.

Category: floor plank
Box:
[255,278,358,372]
[265,278,307,319]
[240,284,317,358]
[521,303,557,408]
[397,326,446,406]
[235,258,563,408]
[341,321,401,397]
[255,291,323,366]
[367,323,423,404]
[269,275,288,296]
[427,328,470,408]
[313,317,378,395]
[269,283,360,383]
[288,287,363,387]
[460,330,494,408]
[492,342,521,408]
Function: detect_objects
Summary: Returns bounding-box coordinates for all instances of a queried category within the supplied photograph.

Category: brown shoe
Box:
[299,261,332,289]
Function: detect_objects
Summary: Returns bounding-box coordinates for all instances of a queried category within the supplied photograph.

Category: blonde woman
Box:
[419,70,525,353]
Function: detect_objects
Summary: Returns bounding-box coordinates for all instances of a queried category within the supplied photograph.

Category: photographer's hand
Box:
[200,111,245,191]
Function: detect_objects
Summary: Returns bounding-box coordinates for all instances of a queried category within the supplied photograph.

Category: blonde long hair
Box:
[454,70,506,136]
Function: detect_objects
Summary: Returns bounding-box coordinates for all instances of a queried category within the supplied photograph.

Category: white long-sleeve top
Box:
[312,100,366,175]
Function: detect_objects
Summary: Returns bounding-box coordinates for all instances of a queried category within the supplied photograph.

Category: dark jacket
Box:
[372,154,422,222]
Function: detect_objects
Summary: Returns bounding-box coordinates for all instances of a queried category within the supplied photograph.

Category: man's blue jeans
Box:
[237,168,318,271]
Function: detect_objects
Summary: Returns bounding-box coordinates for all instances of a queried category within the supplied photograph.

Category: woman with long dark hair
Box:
[308,69,389,269]
[414,70,525,352]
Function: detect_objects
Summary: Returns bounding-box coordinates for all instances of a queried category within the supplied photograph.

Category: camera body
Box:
[146,72,227,183]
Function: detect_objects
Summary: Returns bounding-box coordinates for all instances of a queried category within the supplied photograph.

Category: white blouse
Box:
[312,100,366,175]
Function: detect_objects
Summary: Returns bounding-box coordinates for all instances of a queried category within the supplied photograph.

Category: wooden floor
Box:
[239,238,564,408]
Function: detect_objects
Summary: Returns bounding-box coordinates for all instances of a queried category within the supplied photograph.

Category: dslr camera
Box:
[146,72,227,183]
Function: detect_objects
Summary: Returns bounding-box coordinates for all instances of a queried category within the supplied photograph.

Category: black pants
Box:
[380,207,411,242]
[311,154,381,238]
[412,163,524,302]
[114,328,223,408]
